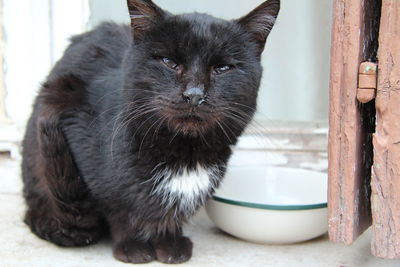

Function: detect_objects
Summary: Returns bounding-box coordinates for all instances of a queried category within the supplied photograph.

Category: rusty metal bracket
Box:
[357,62,378,103]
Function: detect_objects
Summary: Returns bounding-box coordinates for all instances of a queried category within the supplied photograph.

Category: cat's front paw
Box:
[152,235,193,264]
[113,239,155,264]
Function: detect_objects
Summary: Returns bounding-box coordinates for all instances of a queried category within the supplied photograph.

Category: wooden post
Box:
[371,0,400,259]
[328,0,379,244]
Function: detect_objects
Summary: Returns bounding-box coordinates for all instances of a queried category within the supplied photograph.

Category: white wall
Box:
[89,0,333,122]
[3,0,51,129]
[2,0,89,131]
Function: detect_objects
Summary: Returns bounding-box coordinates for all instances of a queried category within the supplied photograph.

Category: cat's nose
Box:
[182,87,206,106]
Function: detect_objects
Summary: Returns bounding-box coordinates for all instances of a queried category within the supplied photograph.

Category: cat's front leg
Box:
[108,211,156,264]
[108,208,193,264]
[113,239,155,264]
[151,233,193,264]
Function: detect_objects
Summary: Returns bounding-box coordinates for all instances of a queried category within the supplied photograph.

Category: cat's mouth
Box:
[172,114,206,134]
[162,107,214,136]
[178,113,204,122]
[157,100,218,136]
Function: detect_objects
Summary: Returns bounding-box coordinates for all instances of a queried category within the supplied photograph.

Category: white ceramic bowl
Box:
[205,166,328,244]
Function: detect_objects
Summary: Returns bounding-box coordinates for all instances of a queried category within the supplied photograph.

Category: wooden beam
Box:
[328,0,380,244]
[371,0,400,259]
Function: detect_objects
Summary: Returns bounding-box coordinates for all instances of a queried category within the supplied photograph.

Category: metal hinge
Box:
[357,62,377,103]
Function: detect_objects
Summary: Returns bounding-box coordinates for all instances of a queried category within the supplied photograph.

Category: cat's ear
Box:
[127,0,166,40]
[237,0,280,53]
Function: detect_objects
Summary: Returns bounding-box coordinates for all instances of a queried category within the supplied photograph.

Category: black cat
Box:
[22,0,279,264]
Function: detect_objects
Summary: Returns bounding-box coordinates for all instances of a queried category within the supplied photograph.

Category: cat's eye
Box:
[213,64,233,75]
[161,57,180,71]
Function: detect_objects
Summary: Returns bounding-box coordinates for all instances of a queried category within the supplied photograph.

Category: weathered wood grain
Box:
[328,0,380,244]
[371,0,400,259]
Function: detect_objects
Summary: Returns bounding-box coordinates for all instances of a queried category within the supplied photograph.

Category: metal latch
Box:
[357,62,377,103]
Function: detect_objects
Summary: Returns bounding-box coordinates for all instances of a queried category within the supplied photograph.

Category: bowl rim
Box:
[212,196,327,210]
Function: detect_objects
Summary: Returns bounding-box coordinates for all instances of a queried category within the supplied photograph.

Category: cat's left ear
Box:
[237,0,280,53]
[127,0,166,40]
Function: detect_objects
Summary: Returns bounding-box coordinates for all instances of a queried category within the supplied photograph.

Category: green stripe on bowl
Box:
[212,196,327,210]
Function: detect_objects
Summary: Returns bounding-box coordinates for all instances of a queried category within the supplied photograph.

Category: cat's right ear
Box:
[127,0,166,40]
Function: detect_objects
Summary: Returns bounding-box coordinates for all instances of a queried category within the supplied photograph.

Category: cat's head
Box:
[124,0,279,141]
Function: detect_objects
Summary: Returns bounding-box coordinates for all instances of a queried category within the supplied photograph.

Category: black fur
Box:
[22,0,279,264]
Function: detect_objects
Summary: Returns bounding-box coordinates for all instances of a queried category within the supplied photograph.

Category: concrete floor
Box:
[1,157,399,267]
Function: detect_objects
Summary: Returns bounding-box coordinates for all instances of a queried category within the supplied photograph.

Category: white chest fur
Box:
[151,165,220,214]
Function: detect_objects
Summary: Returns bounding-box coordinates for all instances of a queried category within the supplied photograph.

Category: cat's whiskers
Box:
[150,114,168,145]
[198,130,210,147]
[112,106,158,144]
[227,101,284,131]
[222,111,274,145]
[88,102,132,129]
[168,129,180,145]
[128,106,160,137]
[137,111,165,156]
[112,99,159,135]
[110,102,160,159]
[221,109,270,142]
[215,119,233,144]
[92,94,155,134]
[220,103,285,149]
[218,118,237,138]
